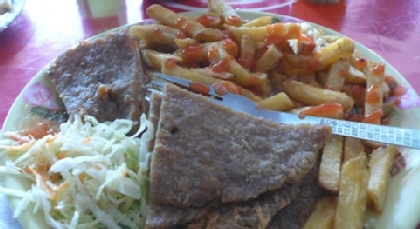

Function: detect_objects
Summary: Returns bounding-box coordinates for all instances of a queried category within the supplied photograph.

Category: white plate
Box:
[2,10,420,229]
[0,0,26,32]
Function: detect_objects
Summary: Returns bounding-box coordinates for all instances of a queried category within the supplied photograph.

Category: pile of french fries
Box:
[316,138,398,229]
[129,0,406,228]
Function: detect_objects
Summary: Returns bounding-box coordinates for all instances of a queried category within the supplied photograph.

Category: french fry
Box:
[146,4,202,37]
[343,137,364,162]
[283,53,319,70]
[146,4,222,42]
[381,81,391,98]
[237,35,256,71]
[316,69,329,86]
[228,22,300,43]
[282,53,319,76]
[333,155,369,229]
[189,68,234,80]
[209,47,269,95]
[130,24,181,49]
[303,197,338,229]
[341,84,365,107]
[283,80,354,111]
[212,80,262,102]
[268,70,287,93]
[228,26,268,43]
[364,62,385,124]
[161,59,217,85]
[193,27,224,42]
[297,34,316,55]
[298,73,316,84]
[346,65,366,84]
[312,37,354,69]
[323,35,341,43]
[208,0,242,27]
[367,145,398,212]
[179,40,238,63]
[324,58,350,91]
[382,102,395,117]
[349,48,367,71]
[318,135,344,192]
[255,44,283,73]
[309,80,322,88]
[141,49,183,70]
[242,16,273,28]
[174,37,198,48]
[256,92,295,111]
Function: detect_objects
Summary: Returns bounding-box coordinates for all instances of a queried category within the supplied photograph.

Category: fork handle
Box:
[319,118,420,149]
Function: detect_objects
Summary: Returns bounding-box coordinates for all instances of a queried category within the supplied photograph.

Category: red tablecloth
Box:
[0,0,419,128]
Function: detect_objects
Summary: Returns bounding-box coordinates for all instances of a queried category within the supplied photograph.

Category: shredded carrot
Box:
[81,136,93,144]
[4,132,32,144]
[0,140,36,151]
[93,163,102,170]
[78,174,85,183]
[56,151,69,160]
[18,122,56,140]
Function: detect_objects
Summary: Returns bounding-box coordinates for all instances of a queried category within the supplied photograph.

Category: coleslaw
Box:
[0,114,153,229]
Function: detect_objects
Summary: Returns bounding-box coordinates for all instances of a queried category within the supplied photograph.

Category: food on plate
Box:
[146,4,222,42]
[367,145,398,212]
[48,34,148,133]
[266,162,325,229]
[132,1,407,133]
[146,84,332,228]
[302,196,337,229]
[208,0,242,27]
[283,80,354,111]
[130,24,181,50]
[333,155,369,229]
[312,37,354,69]
[242,15,273,28]
[149,84,332,206]
[292,103,344,119]
[147,92,162,152]
[152,176,301,229]
[364,62,385,124]
[255,44,283,72]
[228,22,300,43]
[0,0,410,228]
[0,0,11,15]
[188,160,322,229]
[318,135,344,192]
[0,115,153,228]
[343,137,364,162]
[324,58,349,91]
[256,92,295,111]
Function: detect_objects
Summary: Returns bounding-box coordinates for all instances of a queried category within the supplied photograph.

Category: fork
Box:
[147,73,420,150]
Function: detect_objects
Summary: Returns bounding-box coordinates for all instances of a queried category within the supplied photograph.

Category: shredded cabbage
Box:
[0,114,153,229]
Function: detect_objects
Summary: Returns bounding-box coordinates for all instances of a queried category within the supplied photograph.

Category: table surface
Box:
[1,0,420,128]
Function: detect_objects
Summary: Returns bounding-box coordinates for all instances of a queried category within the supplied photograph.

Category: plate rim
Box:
[1,9,420,229]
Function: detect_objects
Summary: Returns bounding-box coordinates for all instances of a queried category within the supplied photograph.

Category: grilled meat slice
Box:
[48,33,147,131]
[149,84,331,207]
[266,161,326,229]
